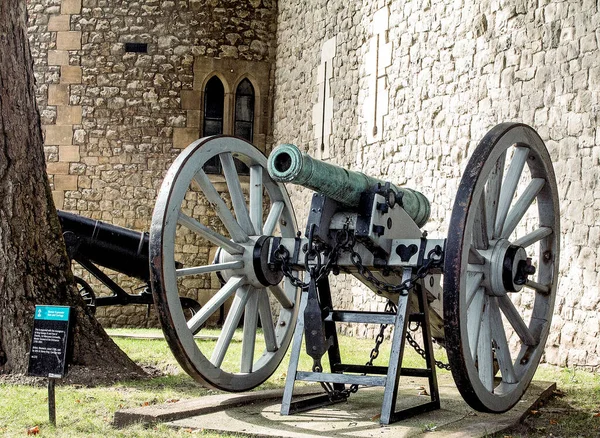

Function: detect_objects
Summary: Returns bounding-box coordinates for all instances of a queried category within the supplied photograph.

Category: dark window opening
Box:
[232,79,255,175]
[125,43,148,53]
[203,76,225,174]
[234,79,255,142]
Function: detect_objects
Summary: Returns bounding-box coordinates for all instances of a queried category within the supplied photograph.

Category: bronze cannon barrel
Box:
[267,144,430,227]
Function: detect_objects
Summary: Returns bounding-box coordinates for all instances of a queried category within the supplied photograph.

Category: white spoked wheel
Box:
[150,136,299,391]
[444,123,560,412]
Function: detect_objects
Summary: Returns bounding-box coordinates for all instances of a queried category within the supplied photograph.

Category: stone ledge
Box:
[113,387,322,428]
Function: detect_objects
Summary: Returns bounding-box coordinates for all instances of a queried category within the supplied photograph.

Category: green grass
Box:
[1,329,598,437]
[494,364,600,437]
[0,328,439,437]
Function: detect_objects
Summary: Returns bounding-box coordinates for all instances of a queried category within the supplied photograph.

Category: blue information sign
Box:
[28,305,72,378]
[35,305,70,321]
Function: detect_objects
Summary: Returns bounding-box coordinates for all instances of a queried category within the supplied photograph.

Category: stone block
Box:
[48,50,70,66]
[56,31,81,51]
[46,162,70,175]
[48,84,69,105]
[57,105,82,125]
[52,191,65,209]
[61,0,81,14]
[54,174,78,191]
[181,90,201,110]
[48,15,70,32]
[187,110,201,128]
[173,127,200,149]
[60,145,80,162]
[44,125,73,145]
[61,65,82,84]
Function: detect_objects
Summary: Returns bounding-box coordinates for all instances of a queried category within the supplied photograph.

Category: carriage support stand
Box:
[280,267,441,425]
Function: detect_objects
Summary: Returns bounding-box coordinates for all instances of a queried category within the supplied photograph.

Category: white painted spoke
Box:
[466,272,484,309]
[469,247,485,265]
[263,201,285,235]
[495,146,529,238]
[467,289,485,361]
[513,226,553,248]
[486,150,506,240]
[193,169,249,243]
[477,297,494,392]
[268,284,294,309]
[210,286,250,367]
[178,212,244,255]
[525,280,550,295]
[241,290,259,373]
[187,276,245,333]
[249,165,263,234]
[498,295,536,346]
[501,178,545,239]
[473,194,489,250]
[489,298,517,384]
[176,260,243,278]
[258,289,277,352]
[220,152,255,236]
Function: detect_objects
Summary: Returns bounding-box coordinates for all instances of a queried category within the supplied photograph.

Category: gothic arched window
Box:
[234,79,255,142]
[203,76,224,173]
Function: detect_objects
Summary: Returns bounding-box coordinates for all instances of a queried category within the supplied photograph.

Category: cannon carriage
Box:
[59,123,559,424]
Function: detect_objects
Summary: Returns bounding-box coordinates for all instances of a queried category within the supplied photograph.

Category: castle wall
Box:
[273,0,600,368]
[27,0,278,327]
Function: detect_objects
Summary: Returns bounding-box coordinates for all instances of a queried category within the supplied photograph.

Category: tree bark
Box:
[0,1,143,378]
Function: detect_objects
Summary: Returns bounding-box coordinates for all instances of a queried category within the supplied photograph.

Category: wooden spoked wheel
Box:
[150,136,299,391]
[444,123,560,412]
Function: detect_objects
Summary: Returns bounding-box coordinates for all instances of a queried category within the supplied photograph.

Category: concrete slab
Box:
[116,374,555,437]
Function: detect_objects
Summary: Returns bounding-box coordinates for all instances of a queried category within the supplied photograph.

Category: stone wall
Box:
[27,0,278,327]
[273,0,600,368]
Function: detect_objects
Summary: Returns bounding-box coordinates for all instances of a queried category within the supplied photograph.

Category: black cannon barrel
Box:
[58,210,150,282]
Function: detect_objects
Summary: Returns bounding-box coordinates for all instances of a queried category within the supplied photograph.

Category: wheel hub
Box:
[213,236,283,288]
[483,239,534,295]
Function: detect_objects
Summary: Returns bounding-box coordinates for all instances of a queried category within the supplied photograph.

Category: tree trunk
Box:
[0,1,143,378]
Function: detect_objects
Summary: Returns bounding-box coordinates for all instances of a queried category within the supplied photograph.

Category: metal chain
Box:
[348,242,444,296]
[405,331,452,371]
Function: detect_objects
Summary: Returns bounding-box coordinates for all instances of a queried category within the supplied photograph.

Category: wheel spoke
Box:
[210,286,250,367]
[176,260,243,278]
[486,150,506,240]
[469,247,485,265]
[249,165,263,234]
[268,283,294,309]
[258,289,277,352]
[466,271,484,309]
[525,280,550,294]
[467,289,485,361]
[477,296,494,392]
[178,212,245,255]
[495,146,529,238]
[187,276,245,333]
[193,169,249,243]
[241,290,259,373]
[221,152,255,236]
[489,298,517,384]
[263,201,285,235]
[513,226,553,248]
[501,178,545,239]
[473,194,489,250]
[498,295,536,346]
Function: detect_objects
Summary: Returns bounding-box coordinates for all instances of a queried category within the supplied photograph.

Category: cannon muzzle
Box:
[267,144,430,227]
